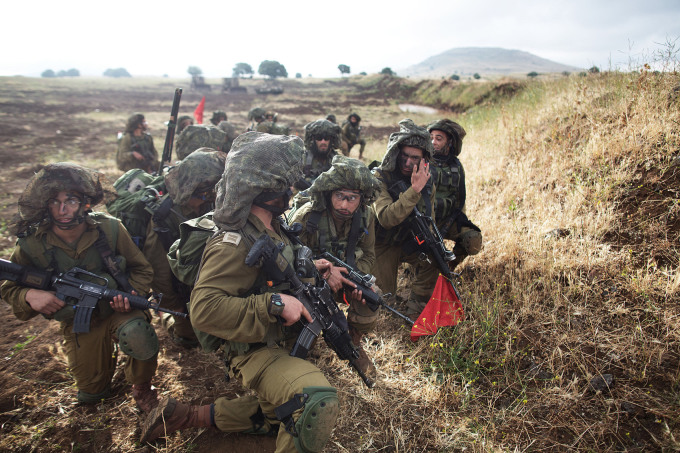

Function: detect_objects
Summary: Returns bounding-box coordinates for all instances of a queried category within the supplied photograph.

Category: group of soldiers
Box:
[2,110,482,452]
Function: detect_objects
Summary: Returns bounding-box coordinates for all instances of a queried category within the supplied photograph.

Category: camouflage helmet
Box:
[347,112,361,123]
[175,124,228,160]
[325,113,337,124]
[13,162,115,234]
[303,119,342,153]
[307,155,381,211]
[125,113,145,134]
[427,119,466,157]
[378,119,433,173]
[265,111,278,122]
[176,115,194,135]
[165,149,227,209]
[210,110,228,126]
[248,107,266,121]
[213,132,304,230]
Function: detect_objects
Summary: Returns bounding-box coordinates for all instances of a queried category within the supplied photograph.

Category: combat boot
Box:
[132,382,159,413]
[349,326,377,379]
[141,397,213,443]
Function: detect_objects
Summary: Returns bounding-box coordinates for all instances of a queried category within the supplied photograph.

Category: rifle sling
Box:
[93,226,134,293]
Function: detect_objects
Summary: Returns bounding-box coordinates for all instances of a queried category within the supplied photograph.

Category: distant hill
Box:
[399,47,582,78]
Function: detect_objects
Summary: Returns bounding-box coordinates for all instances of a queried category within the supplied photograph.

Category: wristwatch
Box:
[269,294,285,316]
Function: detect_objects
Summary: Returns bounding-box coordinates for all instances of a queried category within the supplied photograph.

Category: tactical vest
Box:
[431,157,465,223]
[374,169,434,246]
[302,151,334,183]
[303,207,369,268]
[18,213,126,323]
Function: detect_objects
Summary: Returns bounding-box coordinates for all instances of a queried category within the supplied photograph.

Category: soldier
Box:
[372,119,440,319]
[427,119,482,270]
[0,163,160,411]
[176,115,194,135]
[209,110,228,126]
[247,107,267,132]
[141,133,340,453]
[300,119,341,187]
[325,113,337,124]
[142,150,226,347]
[175,124,228,160]
[116,113,159,173]
[341,112,367,159]
[216,119,240,152]
[289,155,381,377]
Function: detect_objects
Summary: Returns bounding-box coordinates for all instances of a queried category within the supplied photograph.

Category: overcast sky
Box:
[2,0,678,78]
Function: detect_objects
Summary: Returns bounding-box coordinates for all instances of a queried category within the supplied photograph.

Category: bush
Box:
[473,73,481,80]
[295,73,302,79]
[450,74,460,81]
[527,71,539,78]
[103,68,131,78]
[41,69,56,78]
[588,65,600,74]
[380,67,395,76]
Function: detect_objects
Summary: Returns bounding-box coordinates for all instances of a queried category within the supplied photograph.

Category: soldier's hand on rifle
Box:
[314,259,333,280]
[25,289,64,315]
[132,151,144,161]
[411,161,430,194]
[279,294,314,326]
[344,287,366,305]
[325,265,358,293]
[110,291,136,313]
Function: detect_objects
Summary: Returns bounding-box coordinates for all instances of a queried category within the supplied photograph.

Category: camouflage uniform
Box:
[427,119,482,269]
[116,113,159,173]
[175,124,228,160]
[301,119,341,187]
[247,107,266,132]
[216,120,239,152]
[341,112,366,158]
[1,163,158,405]
[372,120,440,316]
[141,133,339,452]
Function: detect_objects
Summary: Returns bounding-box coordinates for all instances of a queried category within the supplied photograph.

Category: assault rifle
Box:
[158,88,182,175]
[320,252,414,326]
[0,258,187,334]
[245,233,374,388]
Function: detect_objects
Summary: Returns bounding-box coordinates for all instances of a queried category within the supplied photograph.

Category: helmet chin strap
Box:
[48,201,91,230]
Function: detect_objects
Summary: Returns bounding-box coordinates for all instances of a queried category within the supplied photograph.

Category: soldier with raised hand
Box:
[141,133,340,453]
[289,154,382,378]
[427,119,482,270]
[300,118,342,188]
[372,119,440,319]
[341,112,367,159]
[1,163,160,412]
[116,113,159,173]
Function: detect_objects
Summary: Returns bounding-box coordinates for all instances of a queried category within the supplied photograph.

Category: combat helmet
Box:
[378,119,433,173]
[14,162,115,234]
[303,119,342,154]
[307,155,381,212]
[175,124,228,160]
[165,149,227,210]
[427,119,466,157]
[248,107,266,122]
[210,111,227,126]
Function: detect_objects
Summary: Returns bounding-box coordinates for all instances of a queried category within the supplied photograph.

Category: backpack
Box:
[106,169,169,249]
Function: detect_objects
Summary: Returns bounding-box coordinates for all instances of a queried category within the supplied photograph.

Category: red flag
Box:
[194,96,206,124]
[410,275,464,341]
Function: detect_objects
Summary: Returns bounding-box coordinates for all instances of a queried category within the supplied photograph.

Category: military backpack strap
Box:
[344,209,363,268]
[93,224,134,293]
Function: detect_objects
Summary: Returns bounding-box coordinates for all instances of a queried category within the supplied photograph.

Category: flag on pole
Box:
[410,274,464,341]
[194,96,206,124]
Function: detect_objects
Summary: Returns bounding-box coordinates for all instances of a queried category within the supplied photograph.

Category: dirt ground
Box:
[0,76,420,452]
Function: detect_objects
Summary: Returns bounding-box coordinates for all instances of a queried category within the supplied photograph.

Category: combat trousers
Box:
[214,347,334,453]
[346,292,378,334]
[61,309,158,395]
[373,241,440,311]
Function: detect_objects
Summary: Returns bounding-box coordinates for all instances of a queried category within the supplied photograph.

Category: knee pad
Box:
[77,386,111,404]
[294,386,339,453]
[460,230,483,255]
[117,318,159,360]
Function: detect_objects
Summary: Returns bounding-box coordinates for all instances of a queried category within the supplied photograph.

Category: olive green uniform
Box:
[290,203,378,332]
[341,122,366,157]
[190,213,333,452]
[116,133,158,173]
[0,214,157,398]
[372,171,439,312]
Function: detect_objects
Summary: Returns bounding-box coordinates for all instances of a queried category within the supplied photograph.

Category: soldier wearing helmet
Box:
[142,133,340,453]
[209,110,228,126]
[1,163,160,412]
[341,112,367,159]
[372,119,440,319]
[116,113,159,173]
[176,115,194,135]
[427,119,482,270]
[289,154,382,378]
[301,118,342,187]
[246,107,267,131]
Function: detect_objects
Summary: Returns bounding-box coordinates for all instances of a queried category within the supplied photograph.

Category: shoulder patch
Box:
[223,232,242,246]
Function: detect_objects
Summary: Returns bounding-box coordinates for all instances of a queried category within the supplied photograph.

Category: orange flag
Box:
[194,96,206,124]
[410,274,464,341]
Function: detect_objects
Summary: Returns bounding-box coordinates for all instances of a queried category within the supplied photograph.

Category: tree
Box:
[450,74,460,81]
[104,68,131,78]
[527,71,538,78]
[65,68,80,77]
[295,73,302,79]
[380,67,395,76]
[588,66,600,74]
[473,73,481,80]
[232,62,253,78]
[187,66,203,76]
[258,60,288,79]
[41,69,56,78]
[338,64,350,76]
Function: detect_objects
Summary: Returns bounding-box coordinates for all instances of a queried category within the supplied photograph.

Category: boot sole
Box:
[141,397,178,443]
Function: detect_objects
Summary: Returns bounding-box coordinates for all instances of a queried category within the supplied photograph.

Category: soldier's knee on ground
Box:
[460,230,483,256]
[292,386,339,453]
[117,318,159,360]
